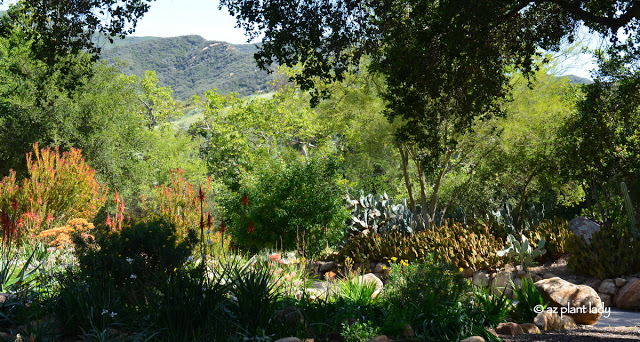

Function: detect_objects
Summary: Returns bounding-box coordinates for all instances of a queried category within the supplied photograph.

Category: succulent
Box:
[346,193,418,235]
[526,218,571,260]
[497,234,546,270]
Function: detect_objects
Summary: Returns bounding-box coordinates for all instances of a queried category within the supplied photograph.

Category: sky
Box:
[1,0,595,77]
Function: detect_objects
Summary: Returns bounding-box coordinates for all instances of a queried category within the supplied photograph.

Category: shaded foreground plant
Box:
[510,277,547,323]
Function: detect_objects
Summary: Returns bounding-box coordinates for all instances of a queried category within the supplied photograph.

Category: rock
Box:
[598,279,618,295]
[367,336,393,342]
[401,323,415,338]
[356,273,384,298]
[582,279,602,292]
[275,338,302,342]
[615,278,628,288]
[543,272,558,279]
[534,312,577,331]
[319,261,337,272]
[614,278,640,310]
[599,293,612,307]
[473,271,490,287]
[568,216,600,244]
[275,306,305,331]
[461,337,485,342]
[535,277,603,325]
[495,322,524,335]
[533,274,543,282]
[485,328,497,336]
[516,270,530,279]
[492,271,514,298]
[520,323,541,334]
[0,293,17,303]
[462,267,475,278]
[373,262,388,274]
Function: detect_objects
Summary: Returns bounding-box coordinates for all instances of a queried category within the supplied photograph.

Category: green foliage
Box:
[226,259,283,339]
[338,275,379,308]
[0,238,47,293]
[510,278,547,324]
[382,258,470,341]
[568,222,640,278]
[224,156,349,257]
[471,286,512,328]
[341,319,379,342]
[72,219,198,305]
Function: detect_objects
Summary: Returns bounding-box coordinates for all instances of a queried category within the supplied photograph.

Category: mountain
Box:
[99,35,275,99]
[562,74,593,85]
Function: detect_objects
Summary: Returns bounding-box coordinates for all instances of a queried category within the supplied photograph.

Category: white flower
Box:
[110,312,117,318]
[187,256,195,263]
[130,274,137,279]
[102,309,108,315]
[126,257,133,262]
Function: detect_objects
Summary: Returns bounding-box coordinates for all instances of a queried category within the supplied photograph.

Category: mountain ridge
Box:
[99,35,275,99]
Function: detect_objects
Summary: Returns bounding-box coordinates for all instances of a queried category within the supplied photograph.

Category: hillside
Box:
[99,35,275,99]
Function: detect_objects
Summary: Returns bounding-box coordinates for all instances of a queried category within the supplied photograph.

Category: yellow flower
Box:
[459,267,464,272]
[391,257,398,262]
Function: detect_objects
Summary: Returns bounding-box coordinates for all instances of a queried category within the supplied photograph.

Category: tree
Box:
[219,0,640,170]
[0,0,154,64]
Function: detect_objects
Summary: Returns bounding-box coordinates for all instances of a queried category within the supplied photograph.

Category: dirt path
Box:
[502,326,640,342]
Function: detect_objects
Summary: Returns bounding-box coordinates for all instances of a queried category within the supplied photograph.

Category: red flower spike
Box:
[247,220,255,234]
[207,212,213,228]
[198,186,205,202]
[219,220,227,233]
[241,192,249,207]
[11,199,18,211]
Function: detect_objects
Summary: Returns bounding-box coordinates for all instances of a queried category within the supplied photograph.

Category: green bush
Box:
[382,257,470,340]
[223,157,349,257]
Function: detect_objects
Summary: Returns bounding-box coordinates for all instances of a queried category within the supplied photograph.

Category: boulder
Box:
[568,217,600,244]
[534,312,577,331]
[367,336,392,342]
[356,273,384,298]
[274,338,302,342]
[520,323,541,334]
[534,277,603,325]
[492,270,514,297]
[473,271,490,287]
[461,337,485,342]
[598,279,618,296]
[582,279,602,292]
[599,293,612,307]
[614,278,640,310]
[495,322,523,335]
[319,261,337,272]
[615,278,627,288]
[462,267,475,278]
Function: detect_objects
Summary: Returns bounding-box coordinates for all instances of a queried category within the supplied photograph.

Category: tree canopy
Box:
[219,0,640,170]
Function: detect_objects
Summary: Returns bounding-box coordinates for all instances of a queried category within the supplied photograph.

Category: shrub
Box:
[337,220,506,271]
[567,222,640,278]
[0,143,107,240]
[510,277,547,324]
[382,257,471,340]
[224,157,349,257]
